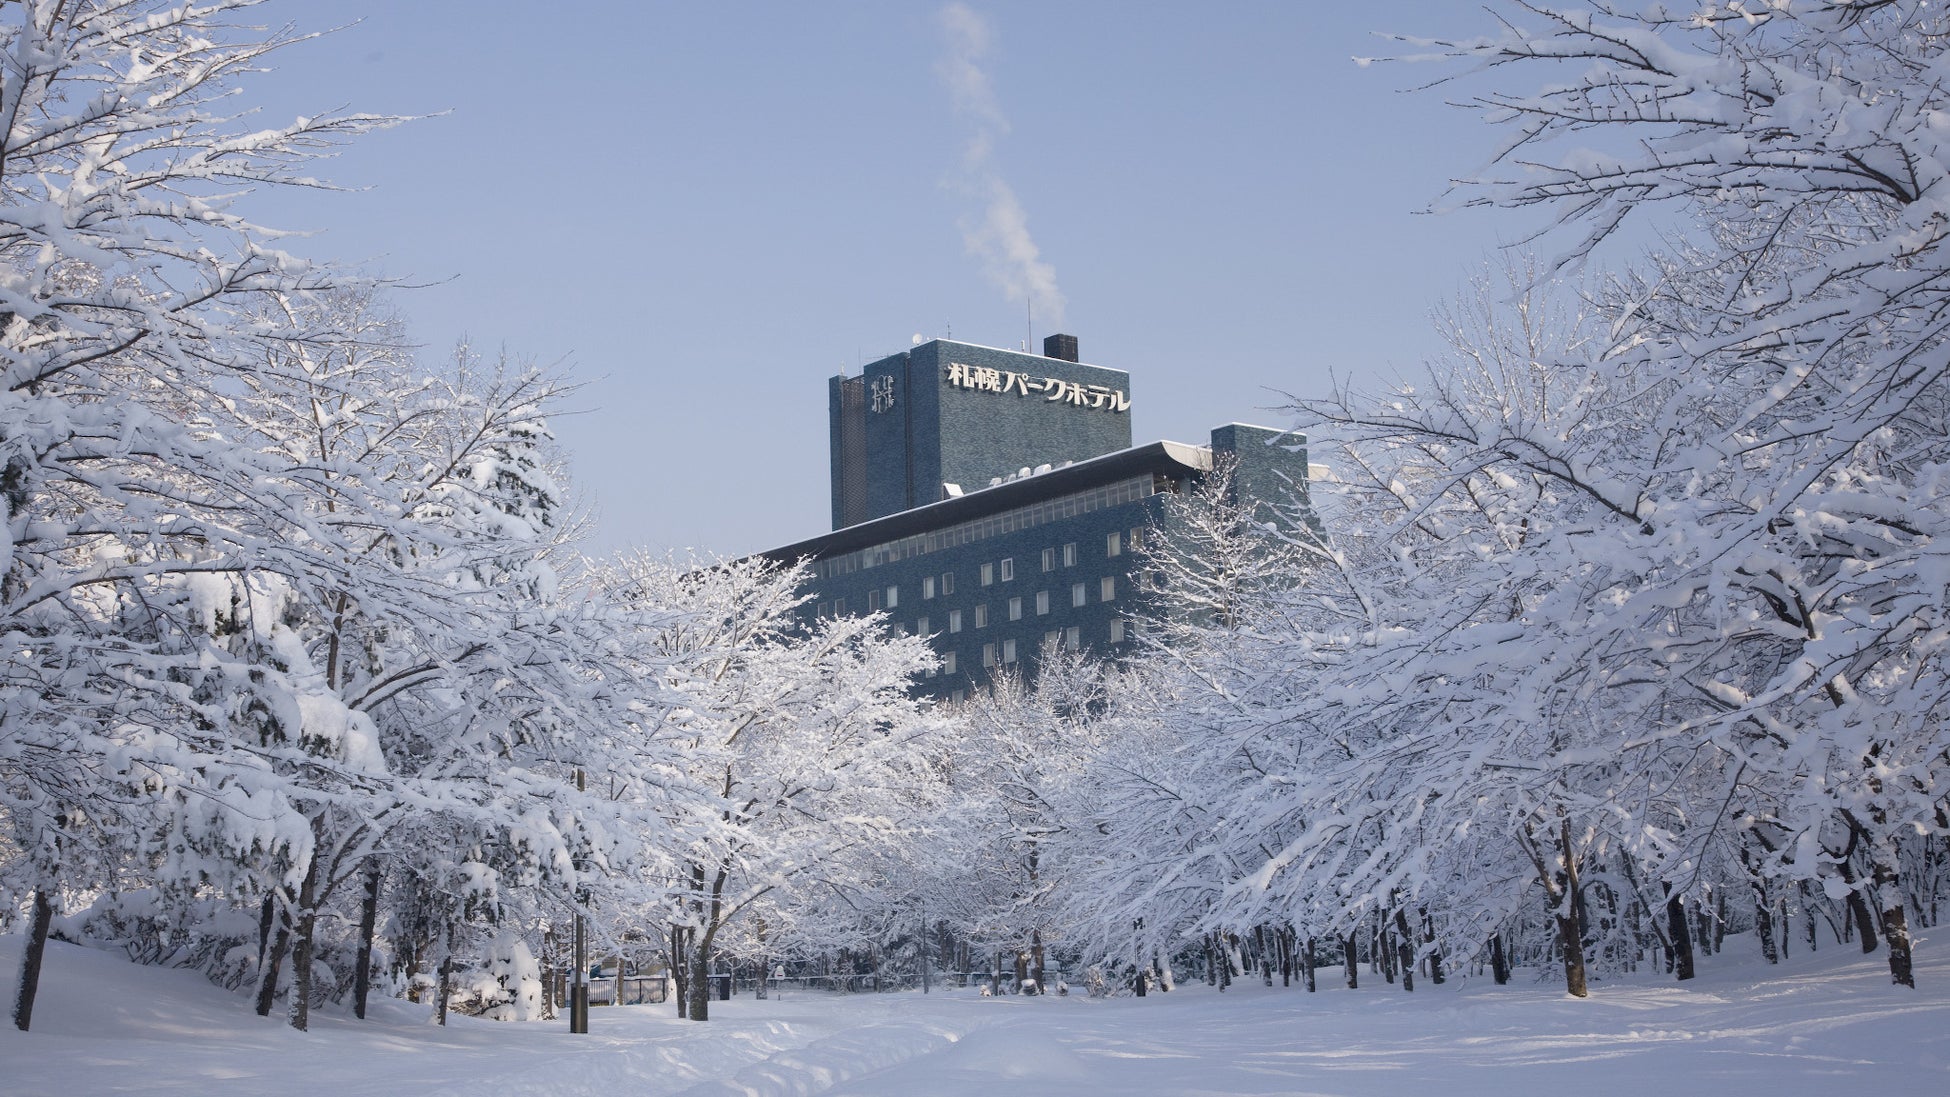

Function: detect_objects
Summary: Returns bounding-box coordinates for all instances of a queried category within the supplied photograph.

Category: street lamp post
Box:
[570,768,590,1034]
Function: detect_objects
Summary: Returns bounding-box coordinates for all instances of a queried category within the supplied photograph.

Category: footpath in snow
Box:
[2,934,1945,1097]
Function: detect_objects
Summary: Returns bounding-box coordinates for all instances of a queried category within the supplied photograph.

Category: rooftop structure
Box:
[829,335,1131,528]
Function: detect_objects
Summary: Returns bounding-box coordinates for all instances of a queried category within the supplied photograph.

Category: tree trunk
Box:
[687,945,713,1020]
[1666,892,1695,981]
[11,887,53,1031]
[1556,820,1590,998]
[1422,909,1444,985]
[256,895,275,974]
[1743,847,1777,964]
[288,858,320,1031]
[1802,883,1820,953]
[541,930,557,1020]
[1393,908,1416,992]
[1556,913,1588,997]
[254,903,291,1017]
[1377,914,1396,985]
[1302,936,1317,993]
[1762,896,1778,966]
[1873,864,1916,988]
[670,925,690,1019]
[1489,933,1510,986]
[353,867,381,1019]
[1343,933,1358,990]
[436,952,453,1026]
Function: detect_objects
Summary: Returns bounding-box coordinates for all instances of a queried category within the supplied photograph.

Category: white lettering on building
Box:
[945,362,1129,413]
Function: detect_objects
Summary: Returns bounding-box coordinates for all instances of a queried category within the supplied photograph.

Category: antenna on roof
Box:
[945,320,951,340]
[1026,297,1032,353]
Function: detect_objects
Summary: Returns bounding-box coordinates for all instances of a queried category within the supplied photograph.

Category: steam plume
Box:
[937,4,1065,328]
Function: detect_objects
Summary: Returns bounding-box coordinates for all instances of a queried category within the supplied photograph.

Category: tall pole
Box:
[571,767,590,1033]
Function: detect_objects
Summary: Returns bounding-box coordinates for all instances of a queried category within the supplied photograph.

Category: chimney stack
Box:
[1043,333,1079,362]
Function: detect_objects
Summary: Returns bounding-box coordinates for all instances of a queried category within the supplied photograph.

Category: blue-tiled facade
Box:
[769,334,1312,698]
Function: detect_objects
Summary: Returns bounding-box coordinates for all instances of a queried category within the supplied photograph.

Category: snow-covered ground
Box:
[4,934,1945,1096]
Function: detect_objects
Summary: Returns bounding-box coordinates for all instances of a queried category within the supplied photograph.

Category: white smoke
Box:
[937,3,1066,328]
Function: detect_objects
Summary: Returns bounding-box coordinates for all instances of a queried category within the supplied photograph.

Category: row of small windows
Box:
[821,529,1142,616]
[824,573,1146,622]
[978,621,1132,668]
[814,476,1168,580]
[923,621,1135,701]
[909,577,1117,635]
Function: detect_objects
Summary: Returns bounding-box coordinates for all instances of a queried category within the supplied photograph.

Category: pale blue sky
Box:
[241,2,1616,557]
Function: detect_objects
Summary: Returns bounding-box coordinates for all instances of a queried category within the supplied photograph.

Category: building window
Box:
[922,576,936,600]
[943,651,957,674]
[1044,629,1060,650]
[885,584,898,609]
[926,661,938,678]
[833,597,846,615]
[949,609,963,633]
[917,616,929,636]
[1036,590,1050,615]
[1008,596,1022,621]
[974,603,988,628]
[950,688,965,704]
[1107,530,1122,557]
[1101,576,1116,602]
[1000,557,1015,581]
[1065,625,1080,649]
[982,643,996,668]
[1130,527,1144,551]
[1110,619,1125,644]
[1071,582,1086,608]
[1063,542,1077,567]
[1002,638,1017,664]
[981,562,994,586]
[868,589,882,612]
[942,571,955,596]
[817,601,830,617]
[1042,547,1056,572]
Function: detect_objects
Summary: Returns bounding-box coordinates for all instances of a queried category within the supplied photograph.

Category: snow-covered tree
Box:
[934,646,1109,994]
[0,0,398,1030]
[1397,0,1950,988]
[595,553,944,1021]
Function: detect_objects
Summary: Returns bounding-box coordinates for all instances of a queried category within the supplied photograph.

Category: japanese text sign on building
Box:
[945,362,1129,413]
